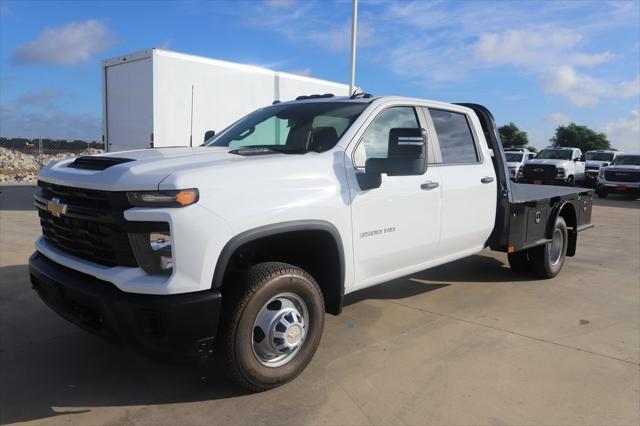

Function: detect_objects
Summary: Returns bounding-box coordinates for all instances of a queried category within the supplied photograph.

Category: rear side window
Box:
[429,109,479,164]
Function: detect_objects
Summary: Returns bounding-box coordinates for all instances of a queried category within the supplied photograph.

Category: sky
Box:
[0,0,639,152]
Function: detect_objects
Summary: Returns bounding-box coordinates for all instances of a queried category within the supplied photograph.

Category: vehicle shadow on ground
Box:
[345,254,535,307]
[592,195,640,209]
[0,265,247,425]
[0,184,37,211]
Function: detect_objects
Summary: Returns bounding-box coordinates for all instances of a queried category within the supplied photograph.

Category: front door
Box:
[346,106,442,290]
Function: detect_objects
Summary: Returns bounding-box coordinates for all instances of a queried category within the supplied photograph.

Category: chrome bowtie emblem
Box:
[47,198,68,218]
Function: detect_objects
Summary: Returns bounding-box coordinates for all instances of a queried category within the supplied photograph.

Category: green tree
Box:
[550,123,610,152]
[499,122,529,148]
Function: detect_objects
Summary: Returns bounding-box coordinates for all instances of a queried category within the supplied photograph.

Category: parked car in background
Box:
[518,147,585,186]
[584,150,618,187]
[596,153,640,198]
[504,148,535,180]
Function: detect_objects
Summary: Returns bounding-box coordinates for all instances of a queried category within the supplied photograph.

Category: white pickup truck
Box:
[29,95,594,391]
[504,148,536,180]
[596,153,640,198]
[518,147,585,186]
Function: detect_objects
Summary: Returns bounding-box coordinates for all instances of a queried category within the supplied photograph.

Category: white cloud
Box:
[12,20,115,65]
[265,0,297,8]
[546,112,571,126]
[602,110,640,152]
[16,90,63,107]
[289,67,312,77]
[541,66,639,107]
[473,30,583,68]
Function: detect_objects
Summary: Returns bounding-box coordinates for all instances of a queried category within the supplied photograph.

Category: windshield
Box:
[586,152,614,161]
[535,149,573,160]
[611,155,640,166]
[206,102,368,153]
[505,152,524,162]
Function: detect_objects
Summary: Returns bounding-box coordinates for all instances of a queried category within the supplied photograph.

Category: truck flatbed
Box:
[509,182,592,204]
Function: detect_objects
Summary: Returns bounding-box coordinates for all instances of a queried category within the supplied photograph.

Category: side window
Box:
[429,109,479,164]
[354,106,419,167]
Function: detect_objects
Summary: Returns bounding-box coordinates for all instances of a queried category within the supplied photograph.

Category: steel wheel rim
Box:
[548,228,564,266]
[252,292,309,368]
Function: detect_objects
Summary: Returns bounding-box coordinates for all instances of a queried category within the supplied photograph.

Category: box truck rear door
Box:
[105,58,153,152]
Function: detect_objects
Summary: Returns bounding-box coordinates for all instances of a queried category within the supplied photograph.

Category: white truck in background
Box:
[102,49,352,152]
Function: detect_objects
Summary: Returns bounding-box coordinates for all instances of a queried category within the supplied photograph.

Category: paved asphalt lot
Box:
[0,184,638,426]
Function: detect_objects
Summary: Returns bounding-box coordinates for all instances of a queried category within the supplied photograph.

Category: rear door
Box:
[425,107,497,257]
[105,58,153,152]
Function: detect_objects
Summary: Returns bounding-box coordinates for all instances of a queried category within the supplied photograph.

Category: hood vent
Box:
[67,156,135,171]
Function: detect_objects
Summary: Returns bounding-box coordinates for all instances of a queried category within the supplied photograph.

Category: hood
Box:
[506,161,522,168]
[603,164,640,172]
[525,159,573,168]
[37,146,303,191]
[586,160,610,168]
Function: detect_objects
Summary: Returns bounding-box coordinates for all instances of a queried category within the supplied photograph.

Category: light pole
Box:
[349,0,358,95]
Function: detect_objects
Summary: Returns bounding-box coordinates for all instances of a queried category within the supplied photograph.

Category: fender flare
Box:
[211,220,346,307]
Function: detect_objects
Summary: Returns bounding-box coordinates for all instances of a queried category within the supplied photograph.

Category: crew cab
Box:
[504,148,535,180]
[596,153,640,198]
[584,150,618,187]
[518,147,585,186]
[29,95,594,392]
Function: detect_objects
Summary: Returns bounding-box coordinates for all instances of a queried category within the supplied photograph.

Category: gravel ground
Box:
[0,147,103,184]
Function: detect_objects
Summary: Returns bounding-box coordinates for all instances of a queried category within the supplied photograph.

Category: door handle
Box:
[420,181,439,190]
[481,176,494,184]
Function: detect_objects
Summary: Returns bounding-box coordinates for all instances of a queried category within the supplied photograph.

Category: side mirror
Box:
[602,162,609,167]
[356,128,427,190]
[204,130,215,142]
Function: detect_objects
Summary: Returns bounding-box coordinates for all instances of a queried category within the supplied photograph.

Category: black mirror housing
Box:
[356,128,428,191]
[204,130,215,142]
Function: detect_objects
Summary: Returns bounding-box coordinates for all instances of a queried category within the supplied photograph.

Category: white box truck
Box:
[102,48,352,152]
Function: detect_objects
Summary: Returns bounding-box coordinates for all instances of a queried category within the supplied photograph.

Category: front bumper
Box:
[29,251,222,361]
[596,182,640,195]
[519,177,570,186]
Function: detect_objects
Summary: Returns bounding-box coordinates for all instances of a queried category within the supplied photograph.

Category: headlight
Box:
[127,189,198,207]
[556,168,565,177]
[517,169,524,177]
[129,230,173,275]
[599,169,605,177]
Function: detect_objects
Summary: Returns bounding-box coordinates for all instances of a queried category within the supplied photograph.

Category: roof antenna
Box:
[348,0,358,95]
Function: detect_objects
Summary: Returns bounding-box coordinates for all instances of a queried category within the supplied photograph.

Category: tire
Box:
[566,176,575,187]
[508,250,531,273]
[219,262,325,392]
[530,216,568,278]
[597,190,608,198]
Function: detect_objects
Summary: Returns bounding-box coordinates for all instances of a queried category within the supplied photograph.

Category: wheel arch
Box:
[547,200,577,256]
[212,220,346,315]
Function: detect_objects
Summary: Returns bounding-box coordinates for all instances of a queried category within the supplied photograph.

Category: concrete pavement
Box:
[1,184,638,425]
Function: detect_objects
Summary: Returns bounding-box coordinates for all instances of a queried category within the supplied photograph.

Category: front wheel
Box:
[530,216,568,278]
[597,189,608,198]
[566,176,575,187]
[220,262,325,392]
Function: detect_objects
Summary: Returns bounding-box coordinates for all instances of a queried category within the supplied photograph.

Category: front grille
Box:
[523,164,557,180]
[605,170,640,183]
[35,181,137,267]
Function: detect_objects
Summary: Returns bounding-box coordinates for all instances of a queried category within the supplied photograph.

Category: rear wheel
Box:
[219,262,325,392]
[508,250,531,273]
[530,216,568,278]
